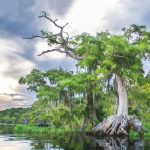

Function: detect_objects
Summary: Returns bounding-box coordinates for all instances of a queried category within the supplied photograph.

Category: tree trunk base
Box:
[92,114,143,136]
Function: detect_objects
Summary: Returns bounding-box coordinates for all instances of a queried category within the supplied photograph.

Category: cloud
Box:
[0,88,35,110]
[12,98,26,102]
[0,29,76,111]
[62,0,119,34]
[0,93,24,98]
[62,0,150,35]
[32,0,74,16]
[0,37,35,78]
[0,1,38,37]
[97,0,150,32]
[0,0,74,38]
[0,37,36,109]
[0,95,27,111]
[0,0,150,110]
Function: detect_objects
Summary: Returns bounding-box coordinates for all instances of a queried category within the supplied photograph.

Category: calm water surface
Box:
[0,125,150,150]
[0,133,150,150]
[0,134,63,150]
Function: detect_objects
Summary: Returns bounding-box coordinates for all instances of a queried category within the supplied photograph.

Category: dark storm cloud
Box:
[0,0,37,37]
[0,16,37,37]
[0,0,76,72]
[0,0,74,37]
[46,0,74,16]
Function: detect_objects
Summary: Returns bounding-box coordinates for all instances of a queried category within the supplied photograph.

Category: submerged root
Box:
[92,114,143,136]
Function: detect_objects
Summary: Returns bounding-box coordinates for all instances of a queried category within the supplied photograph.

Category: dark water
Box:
[0,126,150,150]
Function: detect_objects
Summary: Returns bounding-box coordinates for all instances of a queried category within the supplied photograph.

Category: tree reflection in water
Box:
[0,133,147,150]
[0,125,148,150]
[29,134,145,150]
[96,137,128,150]
[95,137,144,150]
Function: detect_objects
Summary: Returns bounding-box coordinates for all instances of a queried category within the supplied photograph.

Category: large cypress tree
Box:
[26,12,150,135]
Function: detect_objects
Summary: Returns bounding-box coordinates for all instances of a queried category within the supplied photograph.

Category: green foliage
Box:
[0,108,29,124]
[122,24,146,42]
[37,86,57,102]
[14,124,74,135]
[15,24,150,132]
[128,83,150,117]
[129,123,150,140]
[49,104,70,127]
[19,69,46,92]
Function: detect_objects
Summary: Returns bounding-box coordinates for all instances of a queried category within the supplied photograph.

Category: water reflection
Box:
[95,137,144,150]
[0,133,149,150]
[96,137,128,150]
[0,135,31,150]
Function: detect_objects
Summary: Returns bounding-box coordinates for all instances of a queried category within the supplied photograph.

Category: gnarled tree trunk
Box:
[116,73,128,115]
[113,75,119,114]
[92,73,143,136]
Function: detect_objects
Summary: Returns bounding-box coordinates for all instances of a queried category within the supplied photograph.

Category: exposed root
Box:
[92,114,143,136]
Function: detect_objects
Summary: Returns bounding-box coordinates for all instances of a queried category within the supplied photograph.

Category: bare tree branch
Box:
[39,11,68,30]
[38,48,84,60]
[23,35,46,39]
[23,11,84,60]
[23,33,60,40]
[38,49,65,56]
[36,11,84,60]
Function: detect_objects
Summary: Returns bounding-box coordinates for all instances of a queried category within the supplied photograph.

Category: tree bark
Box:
[92,73,143,136]
[113,76,119,114]
[115,73,128,115]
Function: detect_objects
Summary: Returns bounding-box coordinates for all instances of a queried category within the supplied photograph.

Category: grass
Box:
[13,123,150,139]
[14,124,77,136]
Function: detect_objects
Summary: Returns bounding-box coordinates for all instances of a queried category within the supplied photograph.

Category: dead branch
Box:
[26,11,84,60]
[23,35,46,39]
[38,49,66,56]
[38,48,83,60]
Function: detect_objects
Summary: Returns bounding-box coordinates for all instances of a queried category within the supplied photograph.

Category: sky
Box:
[0,0,150,110]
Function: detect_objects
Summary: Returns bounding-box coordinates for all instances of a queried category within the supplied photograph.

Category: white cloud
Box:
[0,38,23,54]
[102,0,150,32]
[0,94,25,110]
[33,40,77,71]
[60,0,150,35]
[63,0,120,34]
[0,37,36,110]
[34,40,66,61]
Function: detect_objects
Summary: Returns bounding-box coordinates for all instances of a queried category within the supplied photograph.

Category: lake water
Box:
[0,133,150,150]
[0,125,150,150]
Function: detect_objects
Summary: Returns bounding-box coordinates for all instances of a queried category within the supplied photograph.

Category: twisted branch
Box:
[23,35,47,39]
[25,11,83,60]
